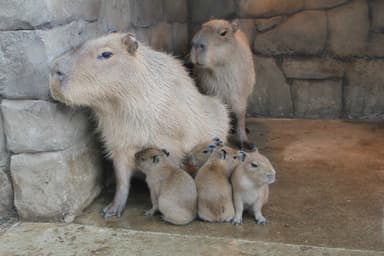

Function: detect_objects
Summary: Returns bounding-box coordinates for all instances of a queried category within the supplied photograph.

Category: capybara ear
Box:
[122,33,138,55]
[162,149,170,157]
[152,155,160,164]
[238,151,247,162]
[231,20,239,33]
[220,149,227,160]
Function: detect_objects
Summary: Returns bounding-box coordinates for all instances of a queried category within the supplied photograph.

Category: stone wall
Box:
[189,0,384,120]
[0,0,103,221]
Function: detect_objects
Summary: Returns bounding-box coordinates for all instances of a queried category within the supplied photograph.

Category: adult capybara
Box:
[49,33,230,218]
[190,19,256,151]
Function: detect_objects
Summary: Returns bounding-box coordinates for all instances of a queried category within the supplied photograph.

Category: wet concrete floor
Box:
[76,118,384,251]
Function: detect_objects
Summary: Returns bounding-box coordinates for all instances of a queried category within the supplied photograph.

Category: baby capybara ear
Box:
[162,149,170,157]
[219,149,227,160]
[231,20,239,33]
[122,33,138,55]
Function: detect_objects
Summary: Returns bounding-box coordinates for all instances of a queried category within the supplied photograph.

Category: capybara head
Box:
[209,146,246,176]
[184,137,224,169]
[135,148,170,173]
[241,152,276,185]
[49,33,140,106]
[190,19,239,68]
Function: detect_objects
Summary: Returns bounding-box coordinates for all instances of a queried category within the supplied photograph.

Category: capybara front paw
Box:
[101,202,124,218]
[232,217,243,225]
[144,208,157,216]
[255,216,268,225]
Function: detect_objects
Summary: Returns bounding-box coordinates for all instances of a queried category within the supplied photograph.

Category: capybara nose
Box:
[267,174,275,182]
[55,70,65,82]
[192,41,206,50]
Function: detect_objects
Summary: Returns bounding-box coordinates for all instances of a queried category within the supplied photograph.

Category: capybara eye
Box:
[203,150,209,154]
[98,51,113,60]
[251,162,258,168]
[233,156,237,159]
[220,30,227,37]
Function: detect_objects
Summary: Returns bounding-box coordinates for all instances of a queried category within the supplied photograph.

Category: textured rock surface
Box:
[282,58,344,79]
[304,0,349,10]
[253,11,327,55]
[345,60,384,120]
[1,100,90,154]
[0,0,100,30]
[10,138,102,221]
[0,168,13,217]
[328,0,369,57]
[190,0,235,23]
[248,56,293,117]
[0,20,99,99]
[0,113,8,167]
[238,0,304,18]
[255,16,284,32]
[98,0,132,33]
[292,80,342,118]
[131,0,163,27]
[163,0,188,23]
[372,0,384,32]
[171,23,189,57]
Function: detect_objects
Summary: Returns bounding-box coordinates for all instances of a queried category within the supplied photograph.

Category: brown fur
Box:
[190,19,256,151]
[135,148,197,225]
[49,33,230,218]
[195,146,245,222]
[231,151,276,225]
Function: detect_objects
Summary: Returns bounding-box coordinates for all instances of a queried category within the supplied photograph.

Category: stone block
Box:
[131,0,163,27]
[371,0,384,32]
[98,0,132,33]
[0,113,9,167]
[1,100,90,154]
[10,138,103,221]
[282,58,344,79]
[171,23,189,57]
[328,0,369,57]
[238,0,304,18]
[248,56,293,117]
[0,168,13,217]
[0,20,99,100]
[150,22,173,52]
[292,80,342,118]
[191,0,235,23]
[345,60,384,120]
[255,16,284,32]
[304,0,349,10]
[253,11,327,55]
[163,0,188,23]
[0,0,100,30]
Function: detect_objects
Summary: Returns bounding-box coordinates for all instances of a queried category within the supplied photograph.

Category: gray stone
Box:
[191,0,235,23]
[304,0,349,10]
[0,0,100,30]
[0,168,13,217]
[292,80,342,119]
[171,23,189,57]
[328,0,369,57]
[1,100,90,154]
[0,113,9,167]
[253,11,327,55]
[131,0,163,27]
[366,34,384,58]
[150,22,173,52]
[163,0,188,23]
[255,16,284,32]
[133,27,152,46]
[10,138,102,221]
[0,20,99,100]
[238,0,304,18]
[372,0,384,32]
[98,0,132,33]
[248,56,293,117]
[345,60,384,120]
[237,19,256,45]
[282,58,344,79]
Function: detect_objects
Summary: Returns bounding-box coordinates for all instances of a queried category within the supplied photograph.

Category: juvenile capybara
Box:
[190,19,256,151]
[135,148,197,225]
[231,151,276,225]
[195,146,246,222]
[182,137,223,177]
[49,33,230,218]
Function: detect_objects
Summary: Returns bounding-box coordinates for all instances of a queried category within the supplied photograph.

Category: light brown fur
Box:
[135,148,197,225]
[195,146,245,222]
[231,151,276,225]
[49,33,230,218]
[190,19,256,151]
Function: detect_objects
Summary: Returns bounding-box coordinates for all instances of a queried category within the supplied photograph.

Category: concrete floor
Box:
[75,118,384,252]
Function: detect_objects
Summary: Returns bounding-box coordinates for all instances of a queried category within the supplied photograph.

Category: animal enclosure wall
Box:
[0,0,383,220]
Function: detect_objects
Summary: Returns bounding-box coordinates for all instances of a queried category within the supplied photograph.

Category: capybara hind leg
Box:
[102,159,134,218]
[232,112,257,152]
